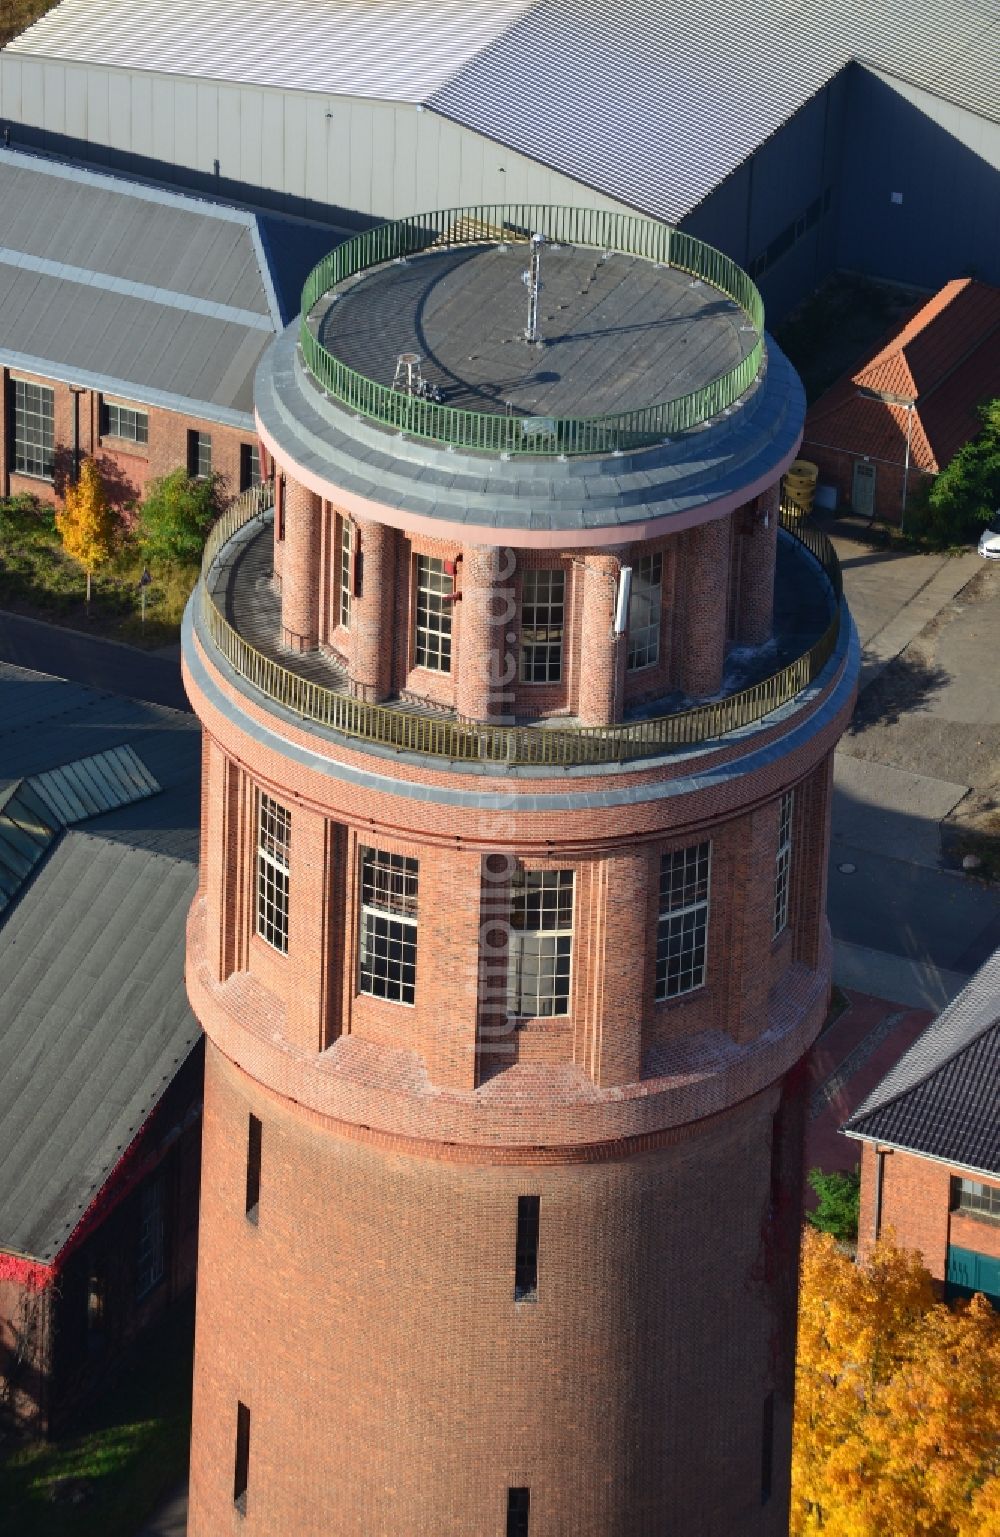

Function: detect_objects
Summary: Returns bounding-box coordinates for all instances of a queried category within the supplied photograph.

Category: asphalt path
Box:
[0,609,190,712]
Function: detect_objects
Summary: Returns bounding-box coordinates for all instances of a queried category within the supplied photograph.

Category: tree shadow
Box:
[51,444,142,529]
[849,649,951,730]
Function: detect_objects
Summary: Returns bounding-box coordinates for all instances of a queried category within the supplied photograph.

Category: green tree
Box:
[913,398,1000,547]
[54,458,115,602]
[136,468,221,565]
[807,1167,861,1243]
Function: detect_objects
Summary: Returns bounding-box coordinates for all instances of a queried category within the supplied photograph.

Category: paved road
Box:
[825,520,1000,1008]
[0,609,190,712]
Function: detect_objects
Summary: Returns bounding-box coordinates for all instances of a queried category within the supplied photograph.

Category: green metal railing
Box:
[200,485,844,767]
[298,205,765,457]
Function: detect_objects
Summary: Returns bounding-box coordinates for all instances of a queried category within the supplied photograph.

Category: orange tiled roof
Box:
[804,279,1000,473]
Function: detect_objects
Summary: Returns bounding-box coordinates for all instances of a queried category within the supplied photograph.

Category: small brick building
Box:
[182,207,859,1534]
[802,278,1000,525]
[0,666,204,1435]
[844,946,1000,1306]
[0,145,339,511]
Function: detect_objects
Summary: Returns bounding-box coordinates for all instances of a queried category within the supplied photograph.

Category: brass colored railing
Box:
[199,485,844,767]
[299,204,765,457]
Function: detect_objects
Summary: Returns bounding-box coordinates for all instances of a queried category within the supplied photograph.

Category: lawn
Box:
[0,495,196,649]
[0,1296,193,1537]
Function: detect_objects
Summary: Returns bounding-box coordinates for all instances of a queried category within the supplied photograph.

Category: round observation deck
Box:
[299,205,765,458]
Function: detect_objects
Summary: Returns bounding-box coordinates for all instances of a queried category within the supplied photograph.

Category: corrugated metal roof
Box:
[430,0,1000,223]
[0,662,201,1262]
[6,0,536,102]
[843,946,1000,1178]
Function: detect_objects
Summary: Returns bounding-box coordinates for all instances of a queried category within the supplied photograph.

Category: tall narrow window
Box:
[627,553,662,670]
[339,518,354,629]
[239,442,261,491]
[773,790,794,938]
[256,793,291,953]
[246,1114,262,1224]
[188,429,212,478]
[13,379,54,478]
[414,555,453,671]
[514,1196,540,1302]
[136,1179,165,1299]
[656,842,711,999]
[359,848,418,1004]
[507,1486,531,1535]
[761,1392,774,1504]
[508,869,573,1018]
[520,569,565,683]
[234,1401,251,1513]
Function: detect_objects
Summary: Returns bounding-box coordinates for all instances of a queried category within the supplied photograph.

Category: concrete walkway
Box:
[0,608,190,711]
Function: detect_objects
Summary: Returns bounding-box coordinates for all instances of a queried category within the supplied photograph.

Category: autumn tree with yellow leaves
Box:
[793,1227,1000,1536]
[55,457,116,603]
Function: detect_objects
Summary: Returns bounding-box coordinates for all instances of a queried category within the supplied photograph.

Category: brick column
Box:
[203,743,250,985]
[351,516,396,701]
[737,485,779,645]
[271,474,285,588]
[456,545,517,722]
[578,849,648,1086]
[280,477,321,652]
[577,551,626,726]
[284,808,334,1054]
[677,514,731,698]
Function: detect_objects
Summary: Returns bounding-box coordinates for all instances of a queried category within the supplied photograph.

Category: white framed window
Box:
[627,553,663,670]
[136,1178,165,1299]
[188,429,212,479]
[13,379,54,478]
[656,842,711,999]
[952,1178,1000,1222]
[414,555,453,671]
[520,569,565,683]
[359,847,418,1004]
[102,399,149,444]
[339,518,354,630]
[508,868,573,1017]
[256,792,290,953]
[240,442,261,491]
[773,791,794,938]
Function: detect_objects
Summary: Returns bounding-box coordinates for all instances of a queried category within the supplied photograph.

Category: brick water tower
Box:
[182,206,857,1536]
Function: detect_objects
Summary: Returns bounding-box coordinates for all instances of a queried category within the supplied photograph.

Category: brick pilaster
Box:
[280,476,321,651]
[737,484,780,645]
[455,544,517,722]
[577,551,626,726]
[351,516,396,701]
[677,514,731,697]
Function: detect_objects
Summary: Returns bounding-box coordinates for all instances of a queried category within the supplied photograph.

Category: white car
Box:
[978,526,1000,559]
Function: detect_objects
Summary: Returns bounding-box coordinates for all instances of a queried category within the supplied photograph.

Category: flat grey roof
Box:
[316,244,753,419]
[0,662,200,1263]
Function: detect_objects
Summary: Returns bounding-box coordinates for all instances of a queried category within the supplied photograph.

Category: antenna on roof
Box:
[522,232,545,344]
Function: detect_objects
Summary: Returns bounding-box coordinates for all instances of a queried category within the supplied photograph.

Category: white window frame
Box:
[359,847,418,1005]
[627,552,663,671]
[136,1178,165,1299]
[13,378,54,479]
[256,792,291,953]
[952,1178,1000,1222]
[339,517,353,630]
[413,555,454,672]
[520,569,565,684]
[189,429,212,479]
[507,868,574,1018]
[103,398,149,445]
[773,790,794,939]
[656,841,711,1000]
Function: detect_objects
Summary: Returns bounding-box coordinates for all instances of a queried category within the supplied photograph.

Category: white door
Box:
[852,461,877,518]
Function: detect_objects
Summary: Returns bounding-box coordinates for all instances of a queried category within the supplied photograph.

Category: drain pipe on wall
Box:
[873,1147,891,1244]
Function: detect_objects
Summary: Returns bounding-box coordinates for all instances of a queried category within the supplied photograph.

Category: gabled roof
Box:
[0,148,342,428]
[0,662,201,1263]
[804,279,1000,473]
[842,946,1000,1179]
[8,0,999,224]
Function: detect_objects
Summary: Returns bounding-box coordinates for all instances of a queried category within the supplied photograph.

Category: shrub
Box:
[806,1166,860,1243]
[910,398,1000,547]
[136,469,222,565]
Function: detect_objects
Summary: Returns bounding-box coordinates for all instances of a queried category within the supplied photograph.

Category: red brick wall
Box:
[188,1044,795,1537]
[858,1145,1000,1284]
[799,442,935,527]
[0,369,257,510]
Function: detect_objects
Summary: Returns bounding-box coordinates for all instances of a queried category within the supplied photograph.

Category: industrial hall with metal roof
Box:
[0,0,997,322]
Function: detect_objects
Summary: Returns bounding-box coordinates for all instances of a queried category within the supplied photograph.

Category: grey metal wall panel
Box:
[839,67,1000,289]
